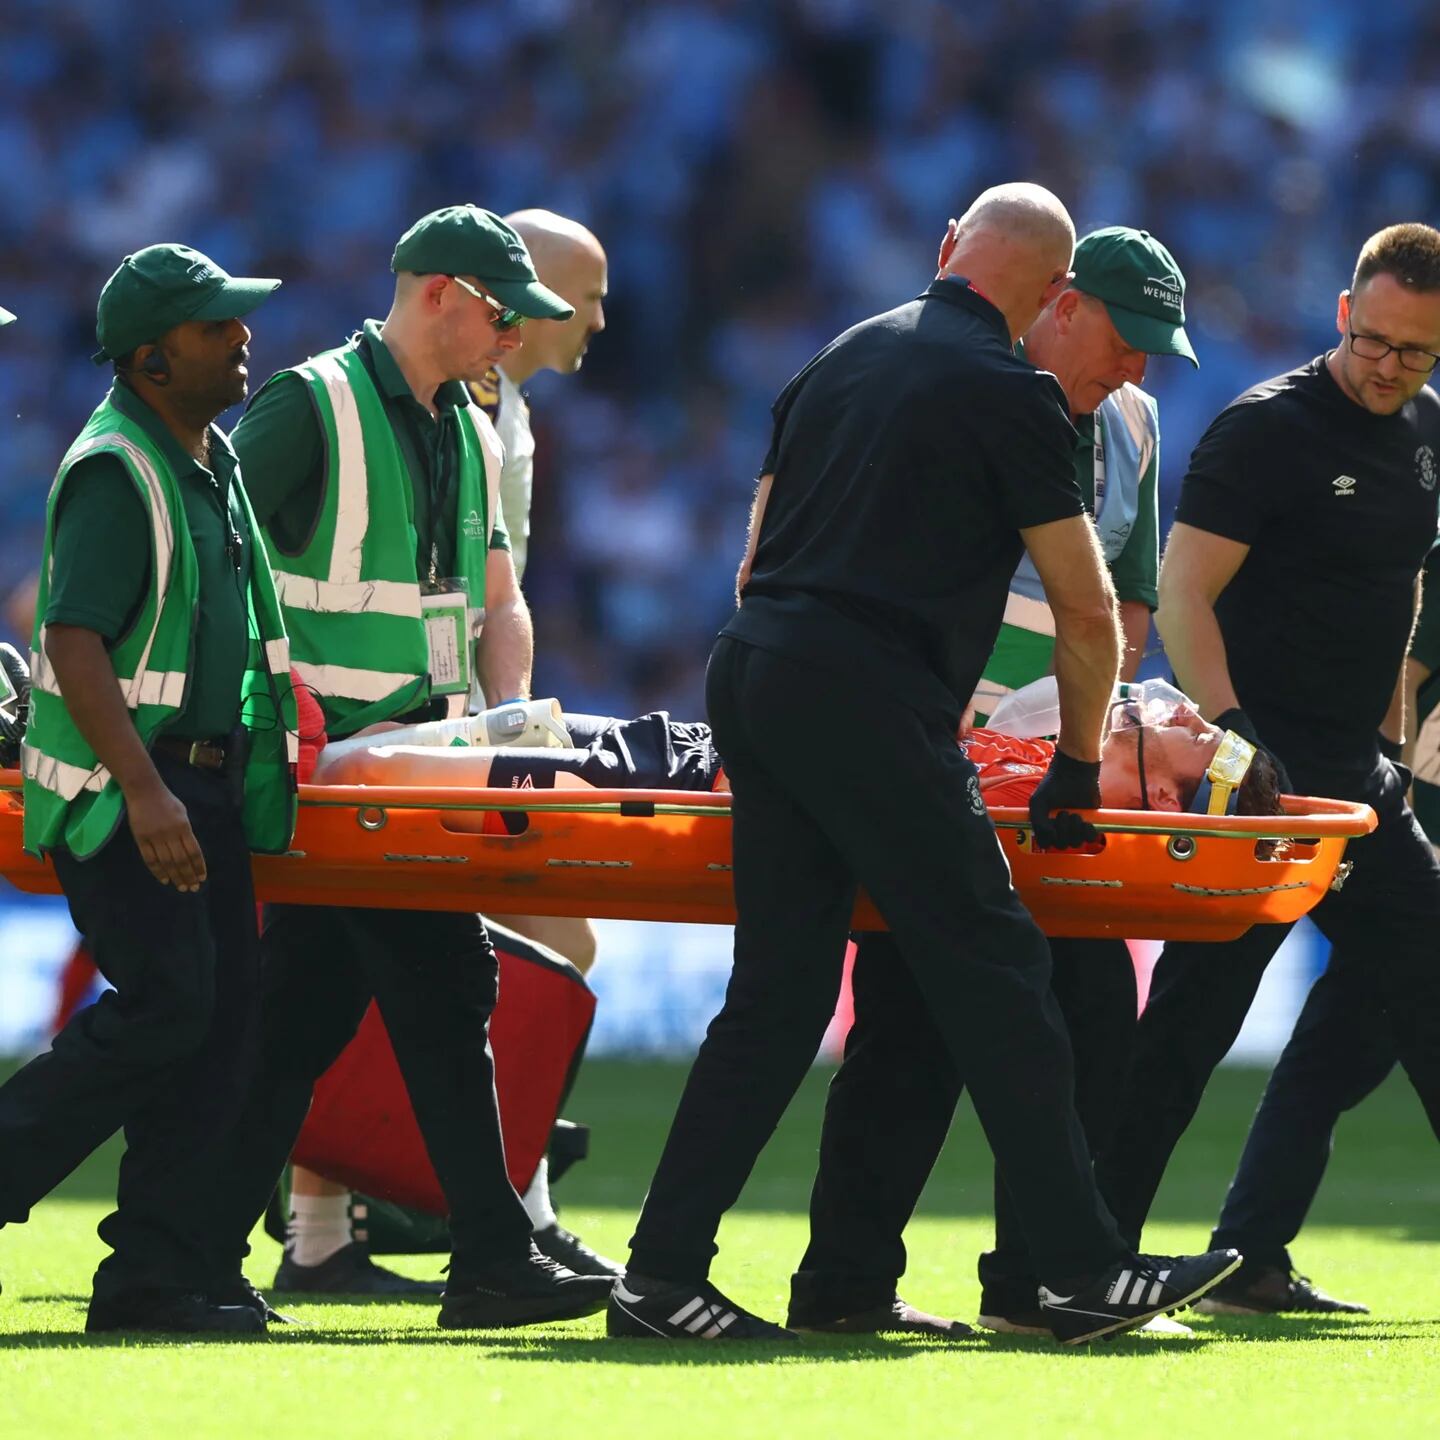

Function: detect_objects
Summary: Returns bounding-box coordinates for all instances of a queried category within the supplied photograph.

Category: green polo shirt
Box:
[234,320,509,580]
[43,382,256,741]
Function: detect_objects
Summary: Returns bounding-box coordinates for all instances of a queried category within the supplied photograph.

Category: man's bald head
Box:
[936,183,1076,342]
[501,209,608,381]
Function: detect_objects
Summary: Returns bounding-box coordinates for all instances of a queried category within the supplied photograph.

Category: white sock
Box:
[287,1191,353,1268]
[522,1157,558,1232]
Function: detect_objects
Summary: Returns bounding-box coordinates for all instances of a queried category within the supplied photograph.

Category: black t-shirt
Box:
[723,278,1083,725]
[1175,355,1440,771]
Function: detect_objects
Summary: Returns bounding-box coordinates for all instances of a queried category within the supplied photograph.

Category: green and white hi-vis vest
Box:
[973,383,1159,720]
[22,396,298,860]
[267,343,500,736]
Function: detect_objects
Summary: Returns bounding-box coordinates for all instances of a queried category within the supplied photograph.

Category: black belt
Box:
[153,736,229,772]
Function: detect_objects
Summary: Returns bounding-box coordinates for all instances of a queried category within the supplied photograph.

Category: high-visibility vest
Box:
[265,344,499,736]
[22,394,298,859]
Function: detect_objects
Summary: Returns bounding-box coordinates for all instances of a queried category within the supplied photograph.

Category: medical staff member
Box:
[610,184,1239,1346]
[0,247,295,1335]
[201,207,615,1330]
[1096,224,1440,1283]
[789,227,1205,1338]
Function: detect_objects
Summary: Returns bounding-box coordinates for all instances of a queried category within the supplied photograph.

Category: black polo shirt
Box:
[724,278,1083,725]
[1175,355,1440,772]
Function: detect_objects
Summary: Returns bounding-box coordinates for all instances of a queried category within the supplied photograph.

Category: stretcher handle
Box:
[289,782,1377,840]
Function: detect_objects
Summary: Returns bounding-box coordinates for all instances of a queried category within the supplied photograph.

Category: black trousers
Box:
[200,902,534,1287]
[791,933,1136,1317]
[1096,754,1440,1249]
[1208,955,1397,1270]
[0,755,258,1299]
[627,637,1126,1290]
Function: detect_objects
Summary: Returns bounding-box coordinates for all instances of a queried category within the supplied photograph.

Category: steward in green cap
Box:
[795,224,1207,1341]
[0,243,296,1336]
[979,224,1198,722]
[199,207,611,1327]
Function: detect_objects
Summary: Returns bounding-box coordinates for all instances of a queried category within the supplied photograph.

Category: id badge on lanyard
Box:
[421,576,472,698]
[1092,423,1106,513]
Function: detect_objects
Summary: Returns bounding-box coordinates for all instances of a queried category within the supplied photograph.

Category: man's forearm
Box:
[1154,595,1239,721]
[1118,600,1150,683]
[1383,663,1408,747]
[736,473,773,605]
[476,596,534,706]
[43,625,165,796]
[1052,609,1121,764]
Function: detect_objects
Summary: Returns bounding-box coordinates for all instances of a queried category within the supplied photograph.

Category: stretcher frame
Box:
[0,771,1376,940]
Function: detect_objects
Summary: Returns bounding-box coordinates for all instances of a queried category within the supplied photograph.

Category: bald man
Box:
[471,210,608,580]
[609,185,1239,1345]
[466,211,616,1278]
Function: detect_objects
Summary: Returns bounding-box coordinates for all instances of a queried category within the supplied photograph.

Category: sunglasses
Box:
[448,275,526,332]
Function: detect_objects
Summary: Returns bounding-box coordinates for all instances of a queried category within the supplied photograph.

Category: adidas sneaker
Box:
[1039,1249,1241,1345]
[607,1275,797,1341]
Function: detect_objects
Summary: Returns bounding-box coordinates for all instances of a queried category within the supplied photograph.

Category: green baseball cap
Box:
[0,306,14,327]
[391,206,574,320]
[91,243,281,365]
[1072,226,1197,368]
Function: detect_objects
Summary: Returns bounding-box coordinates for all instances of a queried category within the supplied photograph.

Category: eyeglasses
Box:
[448,275,526,332]
[1347,328,1440,374]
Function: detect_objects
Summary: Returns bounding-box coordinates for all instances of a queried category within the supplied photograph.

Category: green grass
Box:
[3,1059,1440,1439]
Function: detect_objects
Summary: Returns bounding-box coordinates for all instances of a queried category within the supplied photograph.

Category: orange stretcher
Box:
[0,770,1376,941]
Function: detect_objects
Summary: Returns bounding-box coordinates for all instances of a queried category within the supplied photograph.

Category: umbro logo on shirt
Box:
[1332,475,1358,497]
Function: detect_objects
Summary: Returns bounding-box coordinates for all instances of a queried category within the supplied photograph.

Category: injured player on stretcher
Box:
[308,686,1284,819]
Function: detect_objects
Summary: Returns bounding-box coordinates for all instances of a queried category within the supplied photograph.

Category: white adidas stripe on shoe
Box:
[607,1276,796,1341]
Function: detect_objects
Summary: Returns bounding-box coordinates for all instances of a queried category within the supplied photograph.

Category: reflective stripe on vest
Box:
[267,344,495,733]
[22,400,297,858]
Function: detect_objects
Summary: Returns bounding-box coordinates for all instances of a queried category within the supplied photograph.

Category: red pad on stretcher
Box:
[292,936,594,1211]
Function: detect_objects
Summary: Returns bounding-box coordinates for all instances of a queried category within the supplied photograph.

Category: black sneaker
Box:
[437,1243,613,1329]
[210,1275,301,1326]
[273,1242,445,1296]
[977,1292,1195,1338]
[86,1289,267,1337]
[608,1274,796,1341]
[1192,1263,1368,1316]
[788,1295,974,1339]
[533,1222,623,1279]
[1039,1249,1241,1345]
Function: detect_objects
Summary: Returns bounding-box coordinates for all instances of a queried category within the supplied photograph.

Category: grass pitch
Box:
[3,1059,1439,1440]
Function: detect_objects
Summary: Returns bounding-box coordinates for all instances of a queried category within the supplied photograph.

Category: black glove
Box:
[1213,706,1293,795]
[0,708,21,769]
[0,643,29,713]
[1028,748,1101,850]
[0,643,27,770]
[1377,732,1403,763]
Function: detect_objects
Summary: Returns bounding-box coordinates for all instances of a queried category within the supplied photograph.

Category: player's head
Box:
[1333,224,1440,416]
[503,210,607,377]
[1023,227,1197,417]
[1098,700,1283,815]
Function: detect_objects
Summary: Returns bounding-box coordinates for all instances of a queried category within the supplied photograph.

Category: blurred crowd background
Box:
[3,0,1439,718]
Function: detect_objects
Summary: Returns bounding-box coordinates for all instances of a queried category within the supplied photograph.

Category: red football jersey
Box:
[959,728,1054,806]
